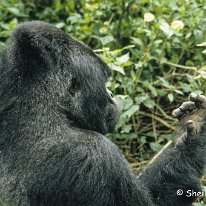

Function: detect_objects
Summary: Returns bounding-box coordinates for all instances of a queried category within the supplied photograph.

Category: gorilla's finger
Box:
[172,108,184,119]
[187,120,195,135]
[179,101,196,111]
[190,94,206,108]
[172,101,195,119]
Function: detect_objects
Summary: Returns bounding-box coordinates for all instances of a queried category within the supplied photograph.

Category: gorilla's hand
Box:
[172,94,206,145]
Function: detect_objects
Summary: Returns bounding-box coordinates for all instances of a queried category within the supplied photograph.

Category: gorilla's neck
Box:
[0,103,72,149]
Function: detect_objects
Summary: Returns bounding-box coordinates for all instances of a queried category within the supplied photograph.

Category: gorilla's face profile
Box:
[59,63,120,134]
[9,21,120,135]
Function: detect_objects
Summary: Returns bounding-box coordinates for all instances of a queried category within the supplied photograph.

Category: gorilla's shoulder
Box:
[31,129,122,159]
[28,130,126,183]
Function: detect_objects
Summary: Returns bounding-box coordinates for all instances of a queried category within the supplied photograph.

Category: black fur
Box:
[0,21,206,206]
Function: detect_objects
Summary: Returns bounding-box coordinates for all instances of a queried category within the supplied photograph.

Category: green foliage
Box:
[1,0,206,163]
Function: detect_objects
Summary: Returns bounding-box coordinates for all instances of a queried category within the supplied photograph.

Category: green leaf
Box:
[140,136,147,144]
[150,142,163,152]
[67,14,82,24]
[159,20,174,38]
[113,45,135,54]
[116,53,130,64]
[118,104,139,128]
[130,37,144,47]
[199,66,206,71]
[179,83,191,92]
[168,93,174,102]
[197,42,206,47]
[100,35,114,45]
[200,71,206,79]
[174,90,183,95]
[120,98,133,110]
[143,99,155,109]
[109,63,125,75]
[121,124,132,133]
[55,22,65,28]
[135,96,149,104]
[7,7,27,17]
[154,40,163,47]
[9,19,18,29]
[8,8,20,15]
[122,45,135,50]
[143,81,157,96]
[157,77,173,88]
[121,105,139,119]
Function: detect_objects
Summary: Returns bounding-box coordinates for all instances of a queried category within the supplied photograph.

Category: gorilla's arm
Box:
[139,144,204,206]
[139,95,206,206]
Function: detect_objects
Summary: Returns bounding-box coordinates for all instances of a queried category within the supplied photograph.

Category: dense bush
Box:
[1,0,206,177]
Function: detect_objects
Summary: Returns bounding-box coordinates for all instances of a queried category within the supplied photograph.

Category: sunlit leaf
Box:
[100,35,114,45]
[159,20,174,38]
[197,42,206,47]
[108,63,125,75]
[116,53,130,64]
[168,93,174,102]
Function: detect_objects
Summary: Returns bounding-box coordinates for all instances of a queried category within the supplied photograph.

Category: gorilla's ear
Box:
[11,21,67,77]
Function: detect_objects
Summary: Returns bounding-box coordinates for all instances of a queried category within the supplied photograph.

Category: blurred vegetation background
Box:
[0,0,206,204]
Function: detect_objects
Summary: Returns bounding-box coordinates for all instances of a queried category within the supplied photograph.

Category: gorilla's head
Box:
[3,21,120,134]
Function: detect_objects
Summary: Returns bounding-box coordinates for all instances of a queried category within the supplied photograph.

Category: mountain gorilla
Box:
[0,21,206,206]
